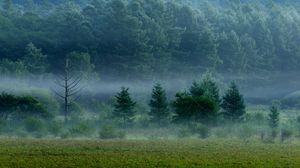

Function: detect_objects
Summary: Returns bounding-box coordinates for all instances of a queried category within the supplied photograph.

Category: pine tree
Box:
[189,73,220,105]
[113,87,136,127]
[149,83,169,125]
[189,81,204,97]
[268,103,279,129]
[221,82,246,121]
[200,73,221,105]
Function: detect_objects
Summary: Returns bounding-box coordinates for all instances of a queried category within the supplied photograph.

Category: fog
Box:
[0,0,299,143]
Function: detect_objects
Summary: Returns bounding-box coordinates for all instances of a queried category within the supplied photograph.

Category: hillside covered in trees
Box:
[0,0,299,82]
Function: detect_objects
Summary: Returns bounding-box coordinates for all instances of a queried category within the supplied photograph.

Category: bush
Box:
[24,117,45,133]
[47,120,63,137]
[189,123,210,139]
[281,129,293,142]
[195,125,209,139]
[69,122,93,137]
[99,125,125,139]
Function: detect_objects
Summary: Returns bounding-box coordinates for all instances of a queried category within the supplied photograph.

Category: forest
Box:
[0,0,300,167]
[0,0,300,80]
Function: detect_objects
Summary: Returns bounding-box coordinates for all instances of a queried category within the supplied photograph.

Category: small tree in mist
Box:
[221,81,246,121]
[190,82,204,97]
[149,83,169,126]
[268,102,280,129]
[199,74,221,105]
[268,101,280,139]
[113,87,136,127]
[189,73,220,105]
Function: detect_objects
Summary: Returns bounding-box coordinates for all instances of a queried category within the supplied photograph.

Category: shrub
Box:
[24,117,45,133]
[47,120,63,137]
[99,125,125,139]
[191,124,210,139]
[69,122,93,137]
[281,129,293,142]
[188,123,210,139]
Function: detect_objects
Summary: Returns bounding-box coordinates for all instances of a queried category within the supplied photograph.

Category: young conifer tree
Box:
[149,83,169,125]
[113,87,136,127]
[268,102,280,129]
[221,81,246,121]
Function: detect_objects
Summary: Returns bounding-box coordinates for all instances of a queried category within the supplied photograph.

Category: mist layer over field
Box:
[0,0,299,156]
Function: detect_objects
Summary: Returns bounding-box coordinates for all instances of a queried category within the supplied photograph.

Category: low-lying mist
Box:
[0,71,298,143]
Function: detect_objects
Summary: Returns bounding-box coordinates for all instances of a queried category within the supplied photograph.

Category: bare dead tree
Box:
[53,58,82,122]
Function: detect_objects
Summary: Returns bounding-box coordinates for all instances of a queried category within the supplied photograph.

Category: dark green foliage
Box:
[268,103,280,129]
[189,82,204,97]
[0,92,51,120]
[113,87,136,126]
[149,83,169,125]
[190,73,220,105]
[0,93,18,120]
[0,1,298,80]
[17,96,51,119]
[221,82,246,121]
[198,74,221,104]
[173,92,218,124]
[174,75,221,124]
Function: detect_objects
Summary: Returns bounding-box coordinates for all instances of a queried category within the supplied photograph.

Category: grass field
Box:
[0,139,299,167]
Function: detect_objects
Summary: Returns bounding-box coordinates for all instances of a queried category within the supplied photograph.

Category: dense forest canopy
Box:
[0,0,299,83]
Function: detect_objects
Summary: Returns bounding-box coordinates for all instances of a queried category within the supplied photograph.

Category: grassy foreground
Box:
[0,139,299,168]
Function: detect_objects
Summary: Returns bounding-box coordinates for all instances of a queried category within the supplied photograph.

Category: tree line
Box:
[0,0,299,81]
[113,75,246,127]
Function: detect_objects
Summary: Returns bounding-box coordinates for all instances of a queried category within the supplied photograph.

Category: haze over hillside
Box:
[0,0,300,99]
